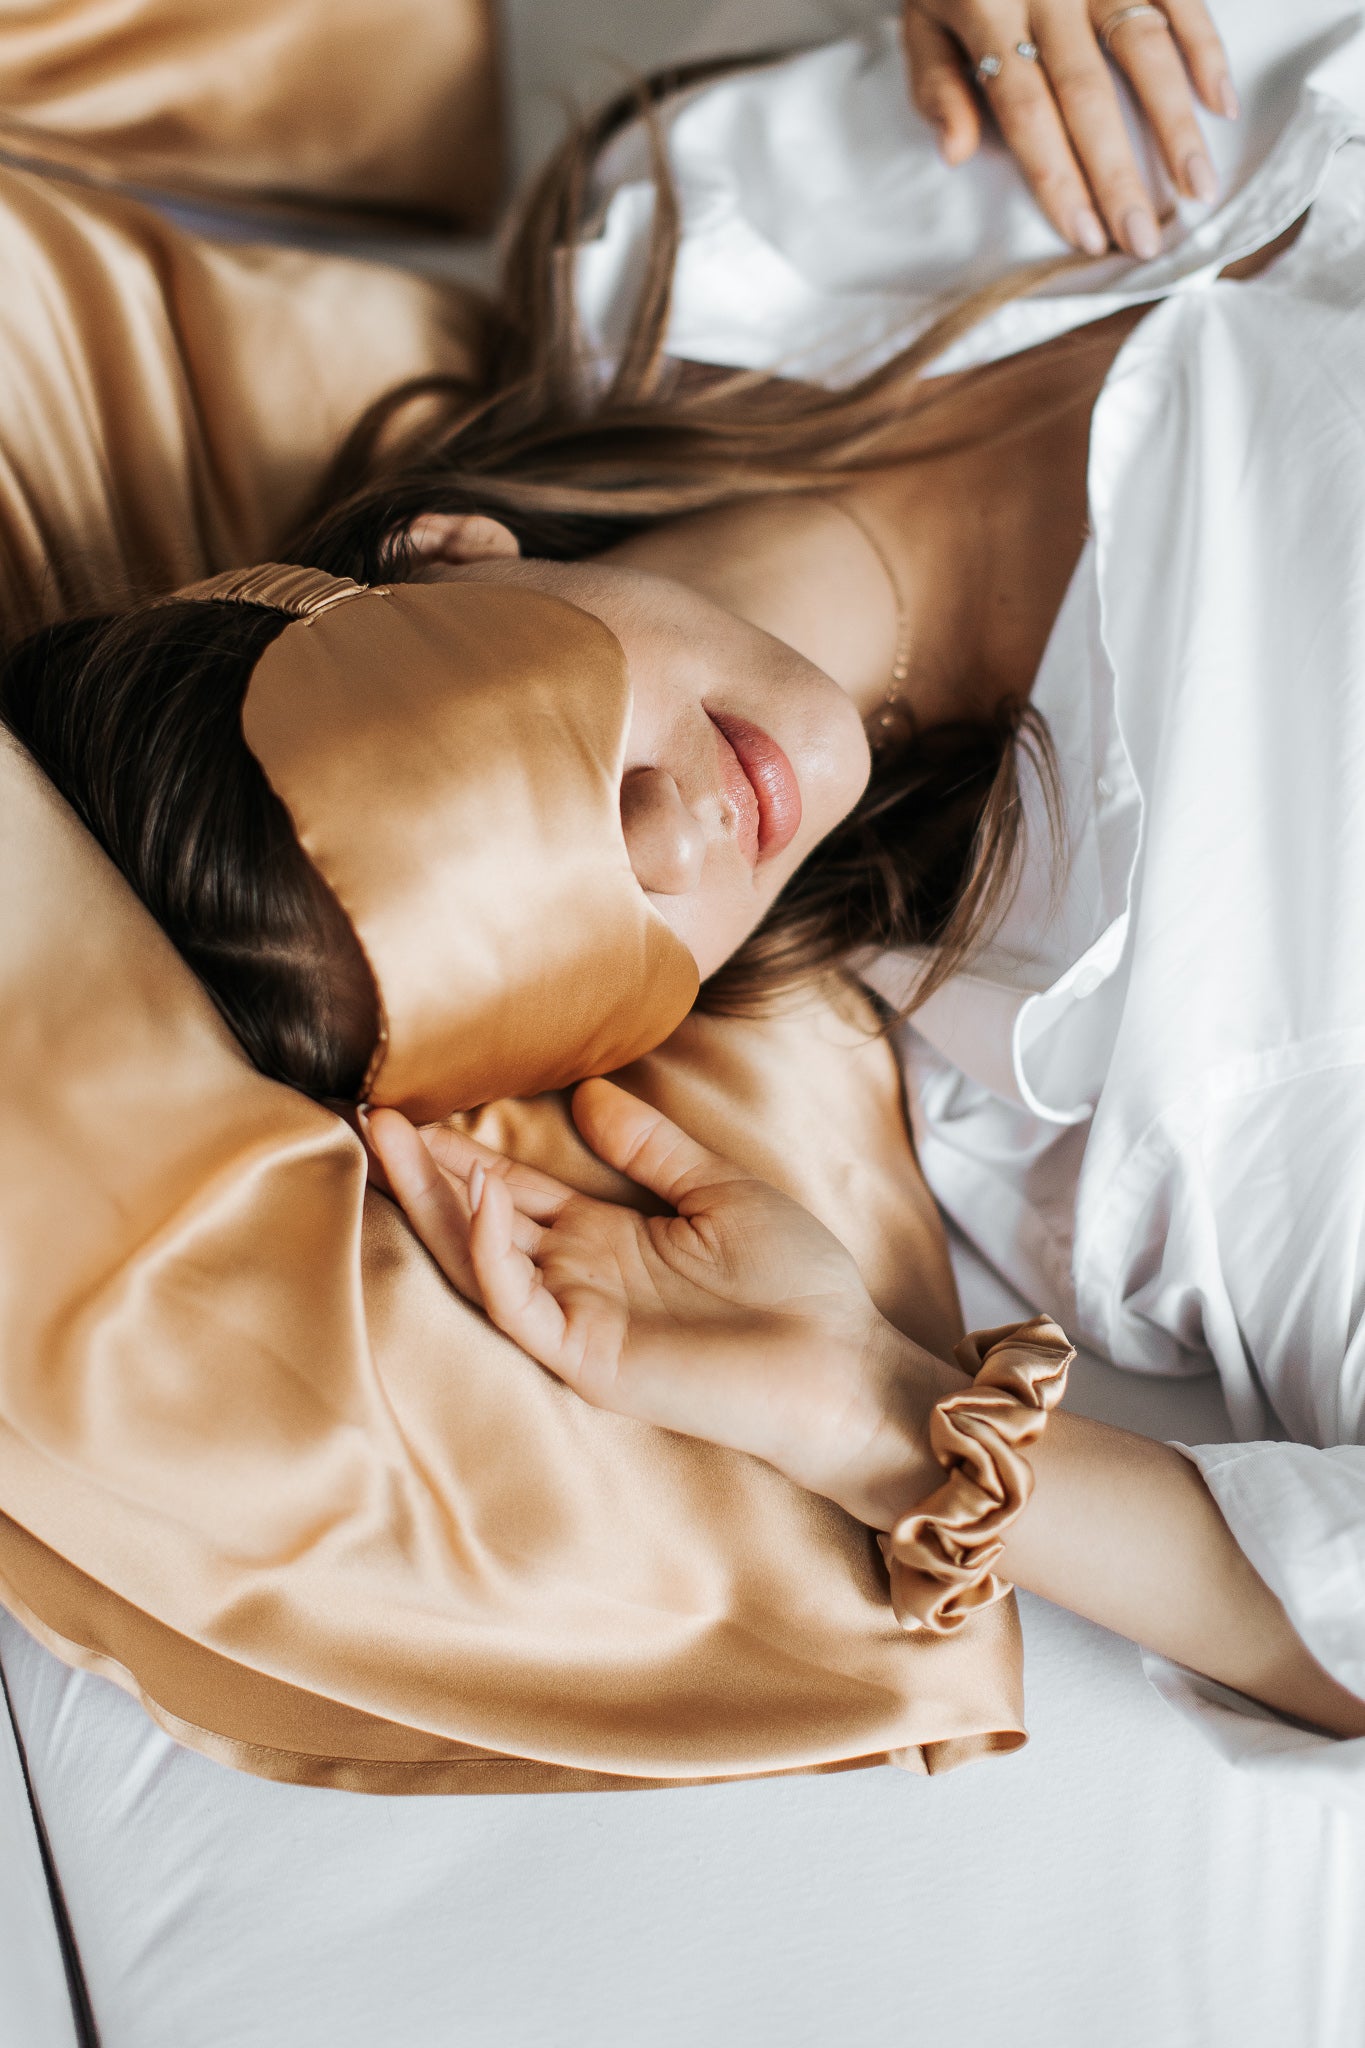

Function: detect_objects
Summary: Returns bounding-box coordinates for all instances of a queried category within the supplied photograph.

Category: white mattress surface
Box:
[4,1238,1364,2048]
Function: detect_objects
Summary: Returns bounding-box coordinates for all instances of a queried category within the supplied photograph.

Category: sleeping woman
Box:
[7,0,1365,1776]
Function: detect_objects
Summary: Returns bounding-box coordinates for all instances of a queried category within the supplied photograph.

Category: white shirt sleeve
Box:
[1140,1649,1365,1809]
[1114,1069,1365,1795]
[1147,1431,1365,1801]
[575,2,1365,1800]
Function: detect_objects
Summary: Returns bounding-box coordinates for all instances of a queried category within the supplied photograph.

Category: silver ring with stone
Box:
[973,51,1003,83]
[1015,40,1040,61]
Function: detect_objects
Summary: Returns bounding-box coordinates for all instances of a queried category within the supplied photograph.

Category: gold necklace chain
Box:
[811,494,913,753]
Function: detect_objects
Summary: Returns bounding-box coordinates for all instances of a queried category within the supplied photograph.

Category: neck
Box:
[598,483,982,733]
[596,317,1147,738]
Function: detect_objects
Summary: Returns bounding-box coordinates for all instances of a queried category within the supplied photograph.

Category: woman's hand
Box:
[903,0,1236,258]
[367,1079,963,1529]
[370,1088,1365,1735]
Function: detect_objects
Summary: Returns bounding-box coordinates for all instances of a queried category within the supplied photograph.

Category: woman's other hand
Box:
[367,1080,963,1529]
[902,0,1236,258]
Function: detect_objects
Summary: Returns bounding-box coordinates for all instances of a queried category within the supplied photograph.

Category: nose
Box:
[620,767,708,896]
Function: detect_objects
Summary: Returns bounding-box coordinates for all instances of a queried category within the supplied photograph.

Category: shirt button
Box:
[1073,964,1105,999]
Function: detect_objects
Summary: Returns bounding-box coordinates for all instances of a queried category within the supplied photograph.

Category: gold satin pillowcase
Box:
[0,12,1033,1787]
[0,158,484,640]
[0,723,1029,1790]
[0,0,503,229]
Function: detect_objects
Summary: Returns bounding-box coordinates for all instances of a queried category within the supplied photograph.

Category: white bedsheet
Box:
[7,7,1365,2042]
[4,1237,1365,2048]
[0,1663,79,2048]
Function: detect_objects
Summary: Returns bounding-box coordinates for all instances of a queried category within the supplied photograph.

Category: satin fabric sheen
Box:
[239,577,698,1120]
[0,728,1028,1786]
[885,1320,1074,1635]
[0,0,502,228]
[0,159,483,641]
[0,1,1031,1788]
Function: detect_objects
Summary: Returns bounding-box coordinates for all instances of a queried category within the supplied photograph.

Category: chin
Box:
[804,716,873,842]
[776,662,872,825]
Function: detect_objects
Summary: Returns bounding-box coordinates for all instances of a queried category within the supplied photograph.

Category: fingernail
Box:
[1123,207,1161,261]
[1218,76,1240,121]
[1185,150,1218,204]
[1073,207,1109,256]
[469,1161,485,1214]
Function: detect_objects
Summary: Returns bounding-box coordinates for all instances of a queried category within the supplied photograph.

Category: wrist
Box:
[819,1317,968,1533]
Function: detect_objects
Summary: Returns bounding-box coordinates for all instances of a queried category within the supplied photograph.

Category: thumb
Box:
[571,1079,752,1214]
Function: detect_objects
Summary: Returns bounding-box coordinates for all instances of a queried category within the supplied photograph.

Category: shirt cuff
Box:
[1142,1439,1365,1805]
[1141,1650,1365,1808]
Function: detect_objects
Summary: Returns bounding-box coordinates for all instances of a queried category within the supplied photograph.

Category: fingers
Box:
[366,1108,481,1299]
[904,9,982,165]
[1092,2,1216,202]
[914,0,1238,259]
[1034,1,1174,256]
[940,2,1114,255]
[368,1109,550,1290]
[467,1169,572,1369]
[419,1121,573,1227]
[571,1079,751,1214]
[1159,0,1238,120]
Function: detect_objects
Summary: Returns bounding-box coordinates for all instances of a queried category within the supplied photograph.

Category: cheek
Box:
[647,865,771,982]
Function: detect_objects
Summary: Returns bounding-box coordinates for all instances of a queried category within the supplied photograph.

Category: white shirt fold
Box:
[577,4,1365,1796]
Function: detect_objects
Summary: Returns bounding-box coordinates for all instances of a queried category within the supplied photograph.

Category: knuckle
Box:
[991,74,1048,119]
[1094,173,1149,217]
[1002,115,1069,177]
[1046,60,1111,107]
[1158,109,1203,150]
[1031,162,1085,207]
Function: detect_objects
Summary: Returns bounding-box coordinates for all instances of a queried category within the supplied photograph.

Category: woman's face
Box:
[419,550,871,978]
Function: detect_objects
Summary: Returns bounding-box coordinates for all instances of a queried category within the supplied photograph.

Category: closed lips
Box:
[707,710,802,863]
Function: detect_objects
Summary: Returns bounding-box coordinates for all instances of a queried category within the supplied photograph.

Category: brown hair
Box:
[299,59,1077,1016]
[2,51,1079,1099]
[0,601,380,1097]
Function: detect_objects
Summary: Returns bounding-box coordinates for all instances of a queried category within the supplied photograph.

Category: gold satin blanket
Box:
[0,0,1033,1791]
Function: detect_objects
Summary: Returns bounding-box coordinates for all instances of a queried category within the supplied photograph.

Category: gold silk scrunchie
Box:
[880,1316,1075,1635]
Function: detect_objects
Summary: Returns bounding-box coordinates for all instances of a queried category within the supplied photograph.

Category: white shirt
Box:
[576,4,1365,1796]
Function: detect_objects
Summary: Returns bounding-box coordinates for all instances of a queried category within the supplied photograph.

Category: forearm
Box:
[836,1324,1365,1739]
[999,1407,1365,1739]
[392,1076,1365,1742]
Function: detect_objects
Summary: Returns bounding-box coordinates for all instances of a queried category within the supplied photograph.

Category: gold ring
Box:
[1098,3,1167,54]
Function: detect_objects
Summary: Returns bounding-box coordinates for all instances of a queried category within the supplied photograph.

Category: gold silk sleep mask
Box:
[170,564,700,1121]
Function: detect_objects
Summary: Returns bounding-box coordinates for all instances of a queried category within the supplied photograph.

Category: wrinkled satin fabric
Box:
[0,728,1028,1787]
[226,571,698,1119]
[0,160,484,642]
[0,0,502,228]
[884,1320,1074,1635]
[0,0,1033,1789]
